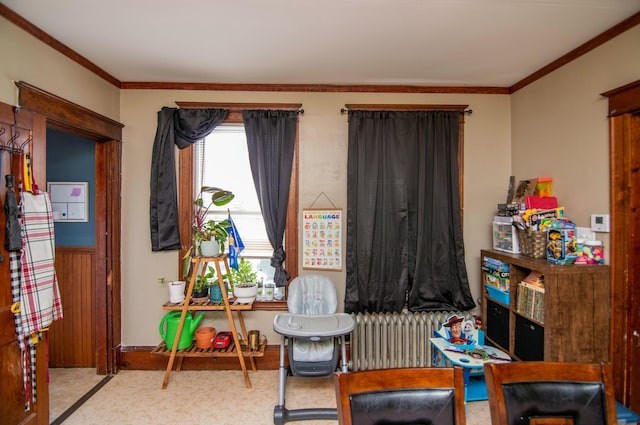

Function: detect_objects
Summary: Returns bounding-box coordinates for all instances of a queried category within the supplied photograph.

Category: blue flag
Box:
[227,213,245,270]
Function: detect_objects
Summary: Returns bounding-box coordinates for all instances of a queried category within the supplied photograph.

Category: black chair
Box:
[334,367,467,425]
[484,362,617,425]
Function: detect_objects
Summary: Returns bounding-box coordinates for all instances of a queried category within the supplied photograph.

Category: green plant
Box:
[194,275,209,293]
[195,219,230,251]
[224,258,257,286]
[183,186,235,278]
[158,277,167,285]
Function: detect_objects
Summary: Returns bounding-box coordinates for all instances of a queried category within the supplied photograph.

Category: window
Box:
[195,125,280,295]
[177,104,299,309]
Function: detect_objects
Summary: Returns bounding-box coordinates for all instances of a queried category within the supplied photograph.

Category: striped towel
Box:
[19,190,63,336]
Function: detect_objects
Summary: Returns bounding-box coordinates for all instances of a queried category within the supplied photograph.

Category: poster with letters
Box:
[302,209,342,271]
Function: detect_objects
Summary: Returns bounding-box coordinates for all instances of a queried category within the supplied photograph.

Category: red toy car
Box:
[213,331,233,349]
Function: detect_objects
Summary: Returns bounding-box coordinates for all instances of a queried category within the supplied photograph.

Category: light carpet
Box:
[55,369,491,424]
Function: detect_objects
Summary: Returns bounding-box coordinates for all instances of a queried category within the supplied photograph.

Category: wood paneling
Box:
[603,80,640,411]
[16,81,124,375]
[0,102,48,424]
[49,247,96,367]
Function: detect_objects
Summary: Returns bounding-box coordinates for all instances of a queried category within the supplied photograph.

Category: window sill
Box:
[252,300,288,311]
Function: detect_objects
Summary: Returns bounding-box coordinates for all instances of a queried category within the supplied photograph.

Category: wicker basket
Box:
[517,229,548,258]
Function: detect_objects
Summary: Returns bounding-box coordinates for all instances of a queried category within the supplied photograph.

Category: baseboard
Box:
[120,344,283,370]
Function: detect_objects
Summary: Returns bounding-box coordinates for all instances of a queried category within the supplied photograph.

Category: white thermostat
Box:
[590,214,610,232]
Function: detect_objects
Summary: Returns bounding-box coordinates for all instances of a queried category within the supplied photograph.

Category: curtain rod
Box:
[341,107,472,115]
[175,101,303,114]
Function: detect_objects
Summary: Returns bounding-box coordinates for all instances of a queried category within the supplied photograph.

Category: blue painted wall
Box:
[46,129,96,247]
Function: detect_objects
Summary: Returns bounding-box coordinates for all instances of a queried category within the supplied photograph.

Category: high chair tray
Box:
[274,313,354,337]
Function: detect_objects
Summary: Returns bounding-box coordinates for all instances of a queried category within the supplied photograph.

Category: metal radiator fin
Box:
[348,311,471,371]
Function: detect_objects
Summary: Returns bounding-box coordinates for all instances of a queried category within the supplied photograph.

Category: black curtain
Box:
[345,110,475,313]
[243,110,297,287]
[150,107,228,251]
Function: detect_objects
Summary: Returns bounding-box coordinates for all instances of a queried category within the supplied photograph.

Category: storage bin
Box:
[485,284,509,305]
[492,216,520,254]
[514,315,544,361]
[486,299,510,349]
[517,229,547,258]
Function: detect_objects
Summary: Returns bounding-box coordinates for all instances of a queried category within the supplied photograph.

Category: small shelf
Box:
[480,249,609,363]
[162,299,254,311]
[152,337,267,358]
[160,255,260,390]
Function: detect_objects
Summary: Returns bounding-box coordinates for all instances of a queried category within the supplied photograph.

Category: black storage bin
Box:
[514,315,544,360]
[486,299,510,349]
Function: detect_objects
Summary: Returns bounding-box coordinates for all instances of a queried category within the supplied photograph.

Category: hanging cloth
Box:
[5,174,22,251]
[10,153,62,410]
[18,188,63,335]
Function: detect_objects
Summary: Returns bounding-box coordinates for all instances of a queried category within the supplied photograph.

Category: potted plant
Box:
[183,186,234,278]
[192,274,210,302]
[195,219,230,256]
[158,277,186,304]
[228,258,259,303]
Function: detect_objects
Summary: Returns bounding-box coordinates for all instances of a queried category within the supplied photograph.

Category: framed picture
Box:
[302,209,343,271]
[47,181,89,222]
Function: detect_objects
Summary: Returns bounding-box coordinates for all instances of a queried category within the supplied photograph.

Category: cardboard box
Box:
[547,227,578,265]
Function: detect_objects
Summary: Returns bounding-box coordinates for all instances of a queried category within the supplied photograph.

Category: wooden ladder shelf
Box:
[158,255,264,389]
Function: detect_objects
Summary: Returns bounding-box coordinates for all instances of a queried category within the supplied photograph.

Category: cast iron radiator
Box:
[348,311,472,371]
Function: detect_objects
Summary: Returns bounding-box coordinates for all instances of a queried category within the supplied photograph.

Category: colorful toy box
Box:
[547,226,578,265]
[482,257,510,291]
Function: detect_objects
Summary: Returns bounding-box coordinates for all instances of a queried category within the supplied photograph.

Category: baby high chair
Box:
[273,275,355,425]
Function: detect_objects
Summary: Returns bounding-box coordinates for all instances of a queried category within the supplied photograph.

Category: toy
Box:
[583,240,605,264]
[547,223,578,265]
[213,331,233,349]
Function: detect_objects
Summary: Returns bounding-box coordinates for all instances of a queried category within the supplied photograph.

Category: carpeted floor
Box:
[51,369,491,424]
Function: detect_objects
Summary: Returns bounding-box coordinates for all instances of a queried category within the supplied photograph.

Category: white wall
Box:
[9,14,635,348]
[120,90,511,345]
[511,24,640,257]
[0,16,120,120]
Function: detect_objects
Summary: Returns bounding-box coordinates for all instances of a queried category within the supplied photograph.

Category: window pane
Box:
[195,125,277,285]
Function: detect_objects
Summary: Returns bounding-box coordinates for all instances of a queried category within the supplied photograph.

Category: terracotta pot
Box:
[195,326,216,349]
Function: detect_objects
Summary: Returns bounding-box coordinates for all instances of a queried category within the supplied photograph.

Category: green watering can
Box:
[159,311,205,350]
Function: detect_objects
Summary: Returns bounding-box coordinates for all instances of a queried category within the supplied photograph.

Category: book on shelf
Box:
[517,281,545,323]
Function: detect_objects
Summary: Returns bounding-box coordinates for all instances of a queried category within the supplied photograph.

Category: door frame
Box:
[16,81,123,375]
[602,79,640,408]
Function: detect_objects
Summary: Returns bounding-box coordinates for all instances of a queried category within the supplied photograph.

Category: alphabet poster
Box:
[302,209,342,271]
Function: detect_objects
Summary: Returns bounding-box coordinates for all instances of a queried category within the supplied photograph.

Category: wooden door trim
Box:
[602,79,640,405]
[15,81,123,140]
[17,82,124,375]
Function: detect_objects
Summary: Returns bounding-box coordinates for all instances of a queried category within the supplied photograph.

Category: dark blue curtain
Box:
[345,110,475,313]
[243,110,297,287]
[149,107,228,251]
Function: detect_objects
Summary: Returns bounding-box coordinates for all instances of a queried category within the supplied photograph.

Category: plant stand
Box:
[155,254,265,389]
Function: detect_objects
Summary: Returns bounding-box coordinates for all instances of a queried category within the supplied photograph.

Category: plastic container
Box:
[583,240,605,264]
[492,216,520,254]
[485,284,510,305]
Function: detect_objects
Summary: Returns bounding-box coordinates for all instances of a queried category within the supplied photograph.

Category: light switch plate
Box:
[590,214,610,232]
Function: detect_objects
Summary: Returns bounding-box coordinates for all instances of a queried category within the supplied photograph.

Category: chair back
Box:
[334,367,466,425]
[484,362,617,425]
[288,275,337,315]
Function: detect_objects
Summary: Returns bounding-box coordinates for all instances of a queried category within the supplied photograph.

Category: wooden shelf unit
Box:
[157,254,264,389]
[480,249,610,363]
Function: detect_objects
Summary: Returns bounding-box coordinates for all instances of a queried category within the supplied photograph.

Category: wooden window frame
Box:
[177,102,299,311]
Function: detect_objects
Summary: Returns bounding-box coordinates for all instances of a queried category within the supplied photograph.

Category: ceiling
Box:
[2,0,640,88]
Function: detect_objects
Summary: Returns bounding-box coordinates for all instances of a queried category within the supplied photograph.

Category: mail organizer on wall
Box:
[47,182,89,222]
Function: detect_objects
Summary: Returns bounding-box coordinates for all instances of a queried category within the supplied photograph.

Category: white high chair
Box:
[273,275,354,425]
